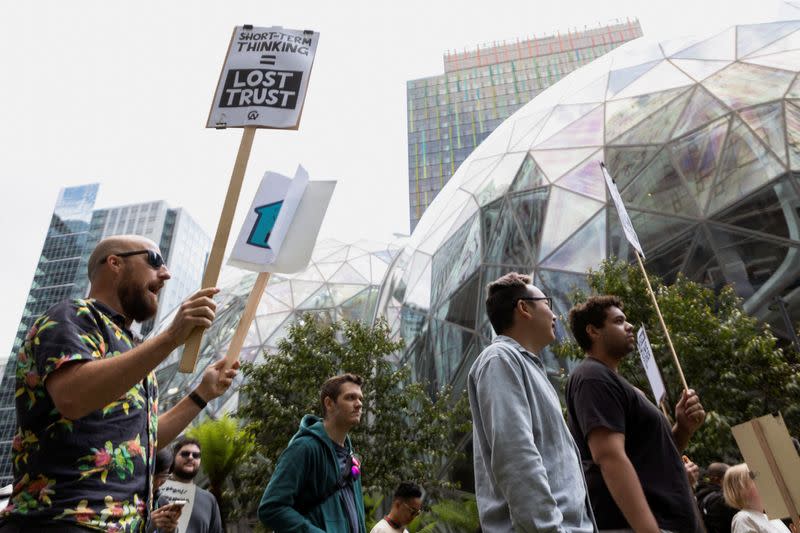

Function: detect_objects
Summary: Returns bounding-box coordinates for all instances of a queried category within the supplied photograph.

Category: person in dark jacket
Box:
[696,463,737,533]
[259,374,367,533]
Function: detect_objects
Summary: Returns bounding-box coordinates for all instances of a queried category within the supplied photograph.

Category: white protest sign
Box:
[158,479,197,533]
[207,26,320,129]
[601,162,645,258]
[637,325,666,405]
[229,166,336,273]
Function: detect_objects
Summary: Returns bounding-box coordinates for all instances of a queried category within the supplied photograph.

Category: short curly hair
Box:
[568,295,624,351]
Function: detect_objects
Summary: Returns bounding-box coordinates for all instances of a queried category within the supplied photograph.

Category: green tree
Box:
[553,259,800,466]
[231,315,471,521]
[186,414,254,524]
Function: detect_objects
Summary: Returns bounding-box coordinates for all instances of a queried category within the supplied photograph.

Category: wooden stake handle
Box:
[179,127,257,373]
[224,272,270,370]
[751,419,800,528]
[635,251,689,392]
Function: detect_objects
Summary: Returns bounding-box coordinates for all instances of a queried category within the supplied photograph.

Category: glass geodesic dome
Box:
[378,20,800,392]
[152,239,399,413]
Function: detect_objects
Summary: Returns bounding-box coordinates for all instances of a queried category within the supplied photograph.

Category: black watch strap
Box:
[189,391,207,409]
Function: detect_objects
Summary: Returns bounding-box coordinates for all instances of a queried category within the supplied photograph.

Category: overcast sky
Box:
[0,0,784,359]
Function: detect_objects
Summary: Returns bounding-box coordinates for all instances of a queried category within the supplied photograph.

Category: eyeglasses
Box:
[179,451,201,459]
[401,501,422,516]
[101,249,165,269]
[516,296,553,309]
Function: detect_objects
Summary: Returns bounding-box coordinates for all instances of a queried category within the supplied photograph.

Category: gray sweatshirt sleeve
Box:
[472,354,566,533]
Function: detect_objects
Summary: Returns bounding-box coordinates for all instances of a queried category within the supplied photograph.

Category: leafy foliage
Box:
[230,315,471,520]
[552,259,800,466]
[186,414,254,523]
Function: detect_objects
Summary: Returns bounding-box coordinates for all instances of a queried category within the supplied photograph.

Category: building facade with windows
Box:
[407,20,644,231]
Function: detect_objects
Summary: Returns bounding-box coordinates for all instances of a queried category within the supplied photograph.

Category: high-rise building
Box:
[0,186,210,484]
[407,20,643,231]
[0,183,99,483]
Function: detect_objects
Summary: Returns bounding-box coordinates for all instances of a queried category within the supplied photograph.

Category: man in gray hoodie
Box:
[468,272,595,533]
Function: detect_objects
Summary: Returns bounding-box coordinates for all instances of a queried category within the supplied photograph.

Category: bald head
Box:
[87,235,159,282]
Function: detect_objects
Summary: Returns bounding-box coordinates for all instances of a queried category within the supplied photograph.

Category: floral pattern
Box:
[2,299,158,532]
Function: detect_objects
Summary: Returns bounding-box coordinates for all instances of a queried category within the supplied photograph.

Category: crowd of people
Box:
[0,237,795,533]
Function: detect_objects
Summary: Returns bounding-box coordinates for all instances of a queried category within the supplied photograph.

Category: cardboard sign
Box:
[207,26,320,129]
[601,162,645,258]
[158,479,197,532]
[637,325,666,405]
[229,166,336,273]
[732,413,800,521]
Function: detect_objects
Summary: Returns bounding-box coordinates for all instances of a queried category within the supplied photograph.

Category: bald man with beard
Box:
[0,236,239,533]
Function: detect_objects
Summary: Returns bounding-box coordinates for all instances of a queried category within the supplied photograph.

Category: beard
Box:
[117,276,158,322]
[173,464,199,481]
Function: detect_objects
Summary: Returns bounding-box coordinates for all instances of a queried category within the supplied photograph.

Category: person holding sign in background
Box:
[566,296,705,533]
[0,235,238,533]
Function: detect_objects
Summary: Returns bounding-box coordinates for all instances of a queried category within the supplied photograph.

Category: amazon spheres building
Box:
[154,20,800,455]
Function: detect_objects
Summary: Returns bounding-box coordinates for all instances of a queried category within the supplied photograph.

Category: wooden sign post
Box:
[180,25,320,373]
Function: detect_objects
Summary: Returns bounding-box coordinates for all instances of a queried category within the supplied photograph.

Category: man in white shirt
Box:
[369,482,423,533]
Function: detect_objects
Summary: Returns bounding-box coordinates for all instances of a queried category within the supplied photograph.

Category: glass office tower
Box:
[407,20,643,231]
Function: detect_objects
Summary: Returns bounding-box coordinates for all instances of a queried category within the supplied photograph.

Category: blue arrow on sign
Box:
[247,200,284,249]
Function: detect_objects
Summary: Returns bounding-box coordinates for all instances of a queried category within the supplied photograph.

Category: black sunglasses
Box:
[179,450,201,459]
[516,296,553,309]
[101,250,165,269]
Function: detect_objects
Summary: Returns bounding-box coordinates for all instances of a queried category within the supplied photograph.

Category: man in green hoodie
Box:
[259,373,367,533]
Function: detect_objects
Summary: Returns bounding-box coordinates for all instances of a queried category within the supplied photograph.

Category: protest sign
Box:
[601,162,644,258]
[637,325,666,406]
[158,479,197,533]
[207,26,320,129]
[732,413,800,527]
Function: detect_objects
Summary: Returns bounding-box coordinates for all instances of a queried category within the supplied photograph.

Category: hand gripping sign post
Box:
[601,162,690,393]
[180,26,320,373]
[205,166,335,372]
[732,413,800,530]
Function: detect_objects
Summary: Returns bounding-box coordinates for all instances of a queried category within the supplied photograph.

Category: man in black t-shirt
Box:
[566,296,706,533]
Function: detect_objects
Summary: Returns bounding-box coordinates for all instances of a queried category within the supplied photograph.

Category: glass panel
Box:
[458,156,504,194]
[702,62,795,110]
[606,87,687,142]
[404,260,432,311]
[329,283,365,306]
[429,319,476,386]
[348,255,373,283]
[621,149,701,217]
[744,50,800,72]
[481,197,504,257]
[537,105,605,149]
[554,150,606,201]
[607,60,660,98]
[435,272,480,330]
[681,232,726,292]
[329,263,369,284]
[432,214,481,305]
[562,73,608,104]
[475,152,528,206]
[707,227,797,297]
[604,146,662,191]
[473,120,513,158]
[509,154,548,192]
[508,188,550,257]
[706,117,785,215]
[533,103,600,147]
[316,262,342,280]
[400,307,429,347]
[748,28,800,57]
[485,200,534,267]
[641,228,698,285]
[255,313,291,346]
[265,280,293,307]
[293,265,325,283]
[449,197,480,240]
[611,61,694,100]
[670,59,732,82]
[738,102,787,164]
[317,247,349,263]
[672,86,730,139]
[609,88,692,145]
[258,293,291,315]
[370,255,389,285]
[509,108,552,152]
[539,210,606,273]
[532,147,598,182]
[404,251,432,295]
[416,204,462,255]
[340,287,380,323]
[785,101,800,169]
[608,209,696,263]
[669,116,729,212]
[737,21,800,58]
[297,286,334,309]
[243,321,261,348]
[538,188,603,260]
[672,27,736,61]
[711,177,796,240]
[289,280,323,308]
